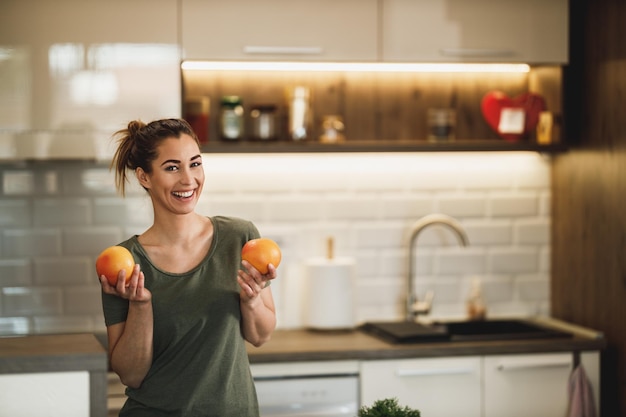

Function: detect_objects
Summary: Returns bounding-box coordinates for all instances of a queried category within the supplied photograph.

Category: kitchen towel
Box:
[567,363,597,417]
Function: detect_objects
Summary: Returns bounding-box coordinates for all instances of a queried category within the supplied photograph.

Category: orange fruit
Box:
[241,238,282,274]
[96,246,135,286]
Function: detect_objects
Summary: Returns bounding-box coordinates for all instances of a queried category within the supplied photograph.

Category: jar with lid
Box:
[219,96,244,141]
[249,104,278,141]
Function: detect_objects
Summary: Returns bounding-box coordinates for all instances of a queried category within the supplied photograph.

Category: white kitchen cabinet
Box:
[360,357,482,417]
[361,352,598,417]
[0,0,180,160]
[181,0,378,62]
[484,352,573,417]
[382,0,568,64]
[0,371,90,417]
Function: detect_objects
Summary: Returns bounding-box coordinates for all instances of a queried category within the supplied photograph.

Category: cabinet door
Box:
[360,357,481,417]
[0,371,90,416]
[0,0,180,160]
[181,0,378,61]
[484,353,572,417]
[382,0,568,64]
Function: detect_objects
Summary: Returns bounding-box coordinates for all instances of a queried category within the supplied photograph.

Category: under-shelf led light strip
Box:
[181,61,530,73]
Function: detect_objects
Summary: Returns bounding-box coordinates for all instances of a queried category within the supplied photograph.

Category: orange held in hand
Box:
[241,238,282,275]
[96,246,135,286]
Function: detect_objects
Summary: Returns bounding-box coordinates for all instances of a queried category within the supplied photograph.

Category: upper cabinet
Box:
[0,0,180,160]
[181,0,568,64]
[382,0,568,64]
[181,0,379,62]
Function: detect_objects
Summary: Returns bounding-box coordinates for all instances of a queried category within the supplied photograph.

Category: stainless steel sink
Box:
[359,319,572,344]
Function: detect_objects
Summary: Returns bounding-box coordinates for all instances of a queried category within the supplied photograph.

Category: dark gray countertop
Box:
[90,316,605,365]
[0,333,108,374]
[246,317,606,363]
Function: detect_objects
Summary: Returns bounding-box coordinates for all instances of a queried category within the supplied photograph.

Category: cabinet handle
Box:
[439,48,516,58]
[396,367,476,377]
[496,358,571,372]
[243,46,323,55]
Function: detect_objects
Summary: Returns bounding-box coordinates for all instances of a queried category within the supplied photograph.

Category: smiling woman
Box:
[99,118,277,417]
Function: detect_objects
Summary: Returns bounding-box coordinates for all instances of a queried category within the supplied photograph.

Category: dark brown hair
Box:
[111,118,199,196]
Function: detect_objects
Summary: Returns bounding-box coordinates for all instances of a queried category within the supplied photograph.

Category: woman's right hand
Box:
[100,264,151,303]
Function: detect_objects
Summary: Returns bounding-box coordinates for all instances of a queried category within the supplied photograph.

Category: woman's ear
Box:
[136,167,151,189]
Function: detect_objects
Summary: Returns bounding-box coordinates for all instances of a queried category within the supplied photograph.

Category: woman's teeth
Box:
[173,190,194,198]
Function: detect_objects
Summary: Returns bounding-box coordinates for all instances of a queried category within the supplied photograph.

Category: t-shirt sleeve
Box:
[101,291,129,327]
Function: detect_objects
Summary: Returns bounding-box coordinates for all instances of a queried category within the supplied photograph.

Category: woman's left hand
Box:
[237,260,277,301]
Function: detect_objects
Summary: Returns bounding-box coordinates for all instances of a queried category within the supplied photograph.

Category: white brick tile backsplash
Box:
[539,247,551,273]
[481,276,516,303]
[34,316,97,334]
[2,171,34,195]
[0,200,31,227]
[0,259,32,287]
[353,222,404,249]
[200,196,267,223]
[326,195,382,220]
[380,195,434,219]
[267,196,325,222]
[459,166,514,190]
[516,274,550,301]
[2,287,63,316]
[355,251,384,277]
[0,152,553,332]
[3,229,62,257]
[93,197,153,227]
[515,162,551,189]
[437,193,487,218]
[489,193,539,217]
[34,257,93,285]
[34,198,91,226]
[63,227,124,256]
[436,248,486,275]
[539,191,551,216]
[489,248,539,273]
[0,317,31,335]
[64,285,103,315]
[463,220,513,245]
[515,218,550,244]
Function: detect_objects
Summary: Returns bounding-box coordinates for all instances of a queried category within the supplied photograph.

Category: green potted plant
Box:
[358,398,421,417]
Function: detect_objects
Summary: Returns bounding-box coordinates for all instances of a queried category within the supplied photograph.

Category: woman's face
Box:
[137,133,204,216]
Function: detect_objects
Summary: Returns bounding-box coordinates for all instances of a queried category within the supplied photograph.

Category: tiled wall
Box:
[0,151,551,335]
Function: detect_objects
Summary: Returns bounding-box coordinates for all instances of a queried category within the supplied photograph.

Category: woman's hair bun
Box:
[127,120,146,138]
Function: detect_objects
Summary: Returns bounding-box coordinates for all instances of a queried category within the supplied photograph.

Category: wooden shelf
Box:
[200,139,568,154]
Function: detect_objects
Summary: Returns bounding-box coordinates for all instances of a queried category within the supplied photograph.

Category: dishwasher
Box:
[251,360,360,417]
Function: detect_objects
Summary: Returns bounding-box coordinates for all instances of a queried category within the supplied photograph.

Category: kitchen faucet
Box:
[405,213,469,321]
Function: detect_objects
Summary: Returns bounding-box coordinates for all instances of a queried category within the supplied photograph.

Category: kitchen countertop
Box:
[0,333,107,374]
[246,317,606,363]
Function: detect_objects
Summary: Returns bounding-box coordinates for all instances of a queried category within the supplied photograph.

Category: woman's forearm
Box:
[240,290,276,347]
[110,300,154,388]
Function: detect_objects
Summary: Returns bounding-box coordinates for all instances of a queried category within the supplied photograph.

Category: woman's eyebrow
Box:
[160,159,180,166]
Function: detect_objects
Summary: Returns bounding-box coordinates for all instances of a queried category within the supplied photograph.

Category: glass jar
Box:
[249,104,278,141]
[220,96,244,141]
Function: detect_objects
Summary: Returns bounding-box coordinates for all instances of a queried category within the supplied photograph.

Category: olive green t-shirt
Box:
[101,216,261,417]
